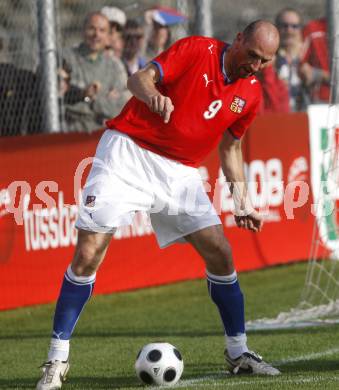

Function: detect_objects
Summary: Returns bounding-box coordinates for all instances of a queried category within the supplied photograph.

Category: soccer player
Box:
[36,20,280,389]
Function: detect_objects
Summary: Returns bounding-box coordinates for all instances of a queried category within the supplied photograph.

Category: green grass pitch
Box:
[1,262,339,389]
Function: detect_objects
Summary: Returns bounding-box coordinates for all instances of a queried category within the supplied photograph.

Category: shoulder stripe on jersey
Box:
[150,60,164,83]
[227,127,241,140]
[220,44,232,84]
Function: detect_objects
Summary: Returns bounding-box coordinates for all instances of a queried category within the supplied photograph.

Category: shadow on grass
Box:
[0,329,222,341]
[0,368,224,390]
[1,360,338,390]
[0,378,36,389]
[0,376,142,390]
[2,324,338,341]
[63,375,142,389]
[279,359,339,374]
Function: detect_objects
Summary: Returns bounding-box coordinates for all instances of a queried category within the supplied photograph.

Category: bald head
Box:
[225,20,279,81]
[243,20,280,53]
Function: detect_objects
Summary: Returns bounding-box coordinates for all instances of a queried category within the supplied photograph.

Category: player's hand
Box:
[234,210,263,233]
[298,63,314,86]
[107,88,120,100]
[148,94,174,123]
[84,81,102,100]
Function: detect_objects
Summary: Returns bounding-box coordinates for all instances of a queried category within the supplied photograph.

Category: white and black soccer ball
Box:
[135,342,184,386]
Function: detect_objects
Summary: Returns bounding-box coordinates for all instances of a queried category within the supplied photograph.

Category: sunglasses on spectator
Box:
[278,22,301,29]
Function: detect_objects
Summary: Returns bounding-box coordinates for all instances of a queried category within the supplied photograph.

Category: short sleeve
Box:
[151,37,201,84]
[228,89,262,139]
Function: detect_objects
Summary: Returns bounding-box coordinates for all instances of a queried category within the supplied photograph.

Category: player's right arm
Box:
[127,64,174,123]
[219,131,263,233]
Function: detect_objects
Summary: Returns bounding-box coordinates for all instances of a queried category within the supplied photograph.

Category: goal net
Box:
[247,15,339,331]
[247,108,338,330]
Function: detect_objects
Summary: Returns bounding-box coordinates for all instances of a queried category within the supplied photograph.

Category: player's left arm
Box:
[219,131,263,232]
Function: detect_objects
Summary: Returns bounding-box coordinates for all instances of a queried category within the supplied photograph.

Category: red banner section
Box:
[0,113,316,310]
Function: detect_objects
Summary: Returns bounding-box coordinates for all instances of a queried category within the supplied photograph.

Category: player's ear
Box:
[233,32,243,49]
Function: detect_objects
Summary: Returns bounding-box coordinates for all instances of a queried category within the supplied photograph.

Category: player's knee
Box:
[203,234,233,264]
[72,244,101,276]
[220,239,232,262]
[77,243,97,262]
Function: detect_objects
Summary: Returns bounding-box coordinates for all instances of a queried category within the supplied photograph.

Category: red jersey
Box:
[107,36,262,167]
[302,19,330,102]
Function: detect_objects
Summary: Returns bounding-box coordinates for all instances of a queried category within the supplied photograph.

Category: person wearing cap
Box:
[101,6,126,59]
[145,21,171,61]
[143,7,187,61]
[62,11,130,133]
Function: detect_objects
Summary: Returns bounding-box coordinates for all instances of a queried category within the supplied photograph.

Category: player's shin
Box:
[47,264,96,362]
[206,270,248,359]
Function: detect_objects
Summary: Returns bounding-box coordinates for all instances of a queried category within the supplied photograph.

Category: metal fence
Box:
[0,0,38,136]
[0,0,326,137]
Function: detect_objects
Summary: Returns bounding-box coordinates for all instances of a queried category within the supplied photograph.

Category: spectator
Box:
[276,8,313,111]
[276,8,310,111]
[145,21,171,61]
[301,18,330,103]
[56,58,75,131]
[143,9,172,61]
[257,64,290,113]
[0,28,43,136]
[259,7,309,112]
[0,62,39,135]
[28,57,73,134]
[63,11,130,133]
[101,6,126,59]
[57,59,72,99]
[143,7,187,61]
[122,19,147,76]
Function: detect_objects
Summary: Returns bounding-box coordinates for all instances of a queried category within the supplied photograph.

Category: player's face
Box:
[84,15,110,53]
[230,32,277,80]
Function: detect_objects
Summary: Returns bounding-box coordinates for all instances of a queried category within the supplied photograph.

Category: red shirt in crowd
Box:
[302,18,330,102]
[258,64,290,114]
[107,36,262,167]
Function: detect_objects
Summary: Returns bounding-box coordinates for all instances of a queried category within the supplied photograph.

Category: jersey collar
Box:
[221,44,232,84]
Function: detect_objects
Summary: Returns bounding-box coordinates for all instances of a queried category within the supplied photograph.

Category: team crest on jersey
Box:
[230,96,246,114]
[85,195,96,207]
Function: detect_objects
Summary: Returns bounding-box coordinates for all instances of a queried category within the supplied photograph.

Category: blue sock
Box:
[206,270,245,336]
[52,265,96,341]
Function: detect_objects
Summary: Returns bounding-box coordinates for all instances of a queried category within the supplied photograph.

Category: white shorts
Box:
[76,130,221,248]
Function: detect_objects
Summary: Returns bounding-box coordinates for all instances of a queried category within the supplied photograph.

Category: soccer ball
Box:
[135,342,184,386]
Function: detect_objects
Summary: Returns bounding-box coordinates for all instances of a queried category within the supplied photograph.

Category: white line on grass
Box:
[166,347,339,389]
[173,375,339,388]
[275,346,339,365]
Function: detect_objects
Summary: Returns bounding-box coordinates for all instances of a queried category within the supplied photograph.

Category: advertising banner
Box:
[0,112,316,310]
[307,105,339,258]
